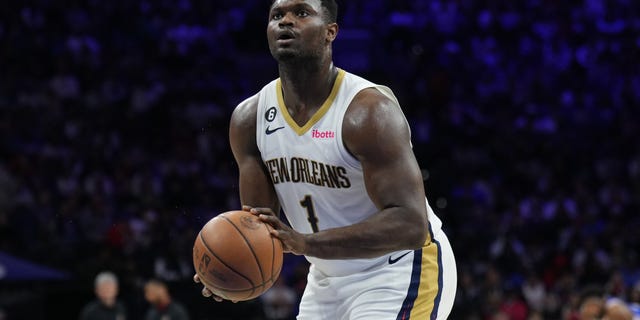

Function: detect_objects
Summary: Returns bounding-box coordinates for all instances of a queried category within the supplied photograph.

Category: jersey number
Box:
[300,195,319,233]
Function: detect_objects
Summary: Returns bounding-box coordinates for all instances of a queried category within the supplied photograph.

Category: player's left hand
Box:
[193,274,238,303]
[243,205,307,256]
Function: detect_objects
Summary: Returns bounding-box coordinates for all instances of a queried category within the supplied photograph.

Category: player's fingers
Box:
[251,207,275,216]
[201,288,224,302]
[193,274,200,283]
[258,214,280,226]
[268,230,292,249]
[269,229,285,240]
[242,205,252,212]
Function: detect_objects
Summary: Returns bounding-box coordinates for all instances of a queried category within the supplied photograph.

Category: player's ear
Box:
[326,22,338,43]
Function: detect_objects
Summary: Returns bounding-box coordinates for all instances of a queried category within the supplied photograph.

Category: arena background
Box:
[1,0,639,319]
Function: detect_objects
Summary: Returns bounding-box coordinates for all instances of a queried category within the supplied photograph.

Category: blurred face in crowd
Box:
[267,0,337,62]
[603,301,633,320]
[631,287,640,303]
[579,297,604,320]
[96,280,118,307]
[144,281,168,306]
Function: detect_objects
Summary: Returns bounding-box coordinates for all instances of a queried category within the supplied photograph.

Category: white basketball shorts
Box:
[297,230,457,319]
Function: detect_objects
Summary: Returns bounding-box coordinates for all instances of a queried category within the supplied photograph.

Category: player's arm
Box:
[261,88,427,259]
[229,94,281,213]
[257,88,429,259]
[309,88,428,258]
[195,95,281,302]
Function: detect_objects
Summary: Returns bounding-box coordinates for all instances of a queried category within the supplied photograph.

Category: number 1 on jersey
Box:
[300,195,319,233]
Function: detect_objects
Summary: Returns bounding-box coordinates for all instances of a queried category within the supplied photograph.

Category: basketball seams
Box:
[199,274,266,294]
[266,223,281,286]
[219,214,268,286]
[269,224,275,286]
[198,231,257,299]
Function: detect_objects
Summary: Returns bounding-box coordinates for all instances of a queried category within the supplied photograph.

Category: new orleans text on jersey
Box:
[264,157,351,189]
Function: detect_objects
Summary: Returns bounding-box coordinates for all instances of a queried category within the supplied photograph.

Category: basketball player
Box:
[195,0,457,318]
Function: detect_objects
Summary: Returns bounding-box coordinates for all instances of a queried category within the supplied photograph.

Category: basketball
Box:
[193,210,284,301]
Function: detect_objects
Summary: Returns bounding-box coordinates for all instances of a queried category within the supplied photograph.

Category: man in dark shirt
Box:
[79,271,127,320]
[144,279,189,320]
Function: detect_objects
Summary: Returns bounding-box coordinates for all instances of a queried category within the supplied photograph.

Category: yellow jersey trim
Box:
[276,69,346,136]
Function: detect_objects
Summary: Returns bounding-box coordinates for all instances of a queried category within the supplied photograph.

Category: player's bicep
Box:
[364,150,423,208]
[344,90,427,216]
[229,97,280,211]
[362,139,425,217]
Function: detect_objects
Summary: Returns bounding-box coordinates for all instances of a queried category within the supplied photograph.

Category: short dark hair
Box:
[321,0,338,23]
[270,0,338,23]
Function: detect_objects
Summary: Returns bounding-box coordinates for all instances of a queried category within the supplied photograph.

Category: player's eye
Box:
[296,10,309,17]
[271,12,283,20]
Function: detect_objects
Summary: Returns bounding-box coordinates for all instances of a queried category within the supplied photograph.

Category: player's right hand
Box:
[243,205,307,256]
[193,274,228,302]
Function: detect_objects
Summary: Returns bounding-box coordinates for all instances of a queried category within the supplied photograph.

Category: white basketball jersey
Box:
[255,69,443,276]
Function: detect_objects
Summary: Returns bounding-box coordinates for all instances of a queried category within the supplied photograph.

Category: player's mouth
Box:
[276,31,296,44]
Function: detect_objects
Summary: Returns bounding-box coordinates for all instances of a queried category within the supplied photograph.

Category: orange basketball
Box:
[193,210,283,301]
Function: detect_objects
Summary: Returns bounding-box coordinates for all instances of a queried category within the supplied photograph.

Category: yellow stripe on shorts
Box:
[396,232,443,320]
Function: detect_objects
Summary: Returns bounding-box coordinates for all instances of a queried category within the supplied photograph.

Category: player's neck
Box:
[278,60,337,114]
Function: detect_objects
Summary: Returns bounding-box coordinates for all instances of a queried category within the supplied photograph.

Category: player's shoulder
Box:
[231,93,260,129]
[344,86,405,132]
[351,87,398,110]
[340,72,400,112]
[341,79,410,154]
[234,93,260,115]
[233,78,279,115]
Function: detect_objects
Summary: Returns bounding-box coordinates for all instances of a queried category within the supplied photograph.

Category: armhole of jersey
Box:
[375,85,400,105]
[375,85,413,148]
[336,84,405,168]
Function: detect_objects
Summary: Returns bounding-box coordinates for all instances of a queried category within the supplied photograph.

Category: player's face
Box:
[267,0,334,62]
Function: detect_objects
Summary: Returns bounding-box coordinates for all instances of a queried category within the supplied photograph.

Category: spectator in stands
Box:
[143,279,189,320]
[79,271,127,320]
[604,298,633,320]
[260,277,297,320]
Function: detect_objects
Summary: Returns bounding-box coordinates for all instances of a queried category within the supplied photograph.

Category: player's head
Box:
[317,0,338,24]
[144,279,170,305]
[94,271,119,307]
[267,0,339,63]
[270,0,338,24]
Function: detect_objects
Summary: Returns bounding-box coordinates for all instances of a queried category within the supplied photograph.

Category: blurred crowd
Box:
[1,0,639,319]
